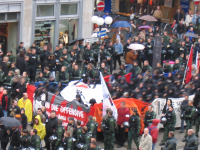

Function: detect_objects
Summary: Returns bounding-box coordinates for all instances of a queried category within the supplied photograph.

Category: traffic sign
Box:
[85,38,99,43]
[194,0,200,5]
[97,30,106,37]
[97,1,105,11]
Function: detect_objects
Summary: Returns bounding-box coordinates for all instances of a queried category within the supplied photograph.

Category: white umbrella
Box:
[128,44,145,50]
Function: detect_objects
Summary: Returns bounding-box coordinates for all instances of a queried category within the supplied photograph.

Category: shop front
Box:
[32,0,82,52]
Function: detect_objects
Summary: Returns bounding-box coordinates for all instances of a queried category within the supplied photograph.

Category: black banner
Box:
[152,36,162,69]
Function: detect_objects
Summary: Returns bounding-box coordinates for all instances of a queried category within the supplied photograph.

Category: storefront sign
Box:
[164,0,173,7]
[181,0,190,14]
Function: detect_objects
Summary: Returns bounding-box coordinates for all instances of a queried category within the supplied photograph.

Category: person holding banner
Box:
[127,108,141,150]
[182,100,196,142]
[160,106,176,146]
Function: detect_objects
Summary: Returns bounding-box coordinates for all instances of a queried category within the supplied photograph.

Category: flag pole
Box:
[182,45,193,84]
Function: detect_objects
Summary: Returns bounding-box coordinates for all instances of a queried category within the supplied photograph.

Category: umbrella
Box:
[184,32,198,38]
[93,28,110,33]
[139,15,158,22]
[111,21,131,28]
[138,25,152,30]
[68,38,84,46]
[0,117,21,127]
[128,44,145,50]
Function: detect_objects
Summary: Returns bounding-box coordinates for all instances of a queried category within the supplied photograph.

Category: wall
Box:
[112,0,119,13]
[82,0,94,39]
[22,0,33,48]
[8,22,18,56]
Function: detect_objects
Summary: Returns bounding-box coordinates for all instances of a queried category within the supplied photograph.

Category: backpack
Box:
[149,126,156,136]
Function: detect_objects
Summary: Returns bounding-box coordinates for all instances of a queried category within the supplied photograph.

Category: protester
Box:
[7,126,21,150]
[7,99,20,117]
[20,108,27,130]
[149,119,160,150]
[18,93,32,123]
[33,115,46,141]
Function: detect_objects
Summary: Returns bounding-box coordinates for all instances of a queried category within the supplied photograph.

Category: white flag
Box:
[100,72,118,120]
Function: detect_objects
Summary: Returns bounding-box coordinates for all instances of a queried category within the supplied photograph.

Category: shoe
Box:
[182,138,186,142]
[159,142,165,146]
[179,131,184,133]
[117,145,122,148]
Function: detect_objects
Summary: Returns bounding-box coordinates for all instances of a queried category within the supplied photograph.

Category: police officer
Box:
[79,126,91,149]
[88,141,100,150]
[195,100,200,136]
[87,116,97,139]
[74,120,82,149]
[144,105,156,127]
[56,66,69,84]
[163,60,173,73]
[142,60,152,74]
[97,45,111,65]
[40,45,51,72]
[178,41,187,60]
[85,63,96,80]
[59,49,71,64]
[106,41,115,74]
[160,106,176,146]
[54,46,62,71]
[70,64,82,81]
[161,39,167,65]
[54,119,64,150]
[166,38,176,60]
[100,62,110,74]
[28,49,38,82]
[103,110,117,150]
[29,129,41,150]
[180,95,189,133]
[183,100,196,142]
[62,131,73,150]
[161,131,177,150]
[184,129,198,150]
[82,45,94,74]
[145,38,154,66]
[127,108,141,150]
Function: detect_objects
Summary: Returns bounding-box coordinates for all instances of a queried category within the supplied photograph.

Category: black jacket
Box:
[0,105,4,118]
[16,83,26,99]
[174,13,183,23]
[180,100,188,112]
[40,50,51,63]
[0,61,8,76]
[16,56,28,75]
[46,117,58,136]
[7,105,20,117]
[48,59,56,71]
[177,23,185,34]
[0,125,9,143]
[21,113,27,129]
[10,128,21,147]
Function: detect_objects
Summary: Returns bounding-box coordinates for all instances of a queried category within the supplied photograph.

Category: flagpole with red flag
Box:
[183,45,193,84]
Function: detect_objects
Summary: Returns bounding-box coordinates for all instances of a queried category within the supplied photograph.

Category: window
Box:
[58,19,78,46]
[34,20,55,51]
[36,5,54,17]
[60,4,77,15]
[0,14,5,20]
[7,13,17,20]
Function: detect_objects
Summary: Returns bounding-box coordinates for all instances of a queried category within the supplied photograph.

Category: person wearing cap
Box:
[127,108,140,150]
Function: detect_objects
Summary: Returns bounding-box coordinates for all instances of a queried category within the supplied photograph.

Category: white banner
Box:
[61,81,103,104]
[151,95,194,128]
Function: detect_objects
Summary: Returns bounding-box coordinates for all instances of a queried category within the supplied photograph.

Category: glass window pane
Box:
[60,4,77,15]
[58,19,78,47]
[35,20,54,52]
[37,5,54,17]
[0,14,5,20]
[7,13,17,20]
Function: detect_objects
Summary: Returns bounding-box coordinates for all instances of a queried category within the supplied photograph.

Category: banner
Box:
[151,95,195,129]
[94,98,149,134]
[152,36,162,70]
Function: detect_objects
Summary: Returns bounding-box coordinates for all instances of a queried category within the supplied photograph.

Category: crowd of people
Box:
[0,4,200,150]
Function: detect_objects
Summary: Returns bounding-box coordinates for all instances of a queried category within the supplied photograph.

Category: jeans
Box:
[3,110,7,117]
[152,143,155,150]
[177,33,183,40]
[181,119,185,131]
[126,64,133,73]
[8,145,20,150]
[126,32,132,41]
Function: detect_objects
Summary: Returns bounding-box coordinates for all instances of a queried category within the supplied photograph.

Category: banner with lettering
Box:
[151,95,195,129]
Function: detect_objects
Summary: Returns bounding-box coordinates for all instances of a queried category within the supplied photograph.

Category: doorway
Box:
[0,22,18,56]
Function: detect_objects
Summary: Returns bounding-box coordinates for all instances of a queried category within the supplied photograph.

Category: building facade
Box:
[0,0,94,56]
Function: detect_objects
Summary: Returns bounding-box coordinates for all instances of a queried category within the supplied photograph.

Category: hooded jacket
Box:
[33,115,46,140]
[18,98,32,122]
[148,119,160,143]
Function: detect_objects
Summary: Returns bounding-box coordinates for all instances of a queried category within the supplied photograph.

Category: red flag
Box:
[185,45,193,83]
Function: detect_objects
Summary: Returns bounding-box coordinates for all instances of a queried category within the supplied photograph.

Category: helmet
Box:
[76,143,85,150]
[89,57,95,64]
[48,135,57,143]
[160,117,167,124]
[71,137,76,142]
[123,121,130,129]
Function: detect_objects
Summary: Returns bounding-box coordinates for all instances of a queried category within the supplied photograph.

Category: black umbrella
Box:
[68,38,84,46]
[0,117,21,127]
